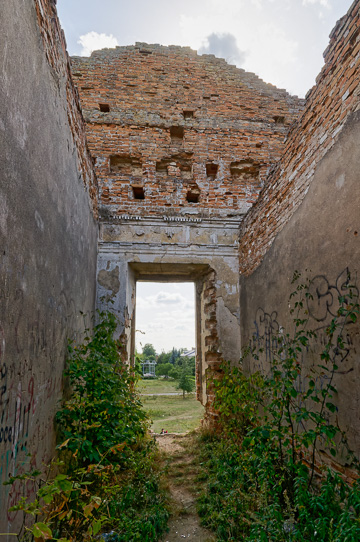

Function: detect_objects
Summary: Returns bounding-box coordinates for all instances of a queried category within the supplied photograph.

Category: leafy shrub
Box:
[5,310,169,542]
[55,310,148,465]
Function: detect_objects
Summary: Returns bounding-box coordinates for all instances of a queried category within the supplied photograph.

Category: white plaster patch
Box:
[35,210,45,232]
[0,196,8,235]
[335,173,345,189]
[9,109,28,149]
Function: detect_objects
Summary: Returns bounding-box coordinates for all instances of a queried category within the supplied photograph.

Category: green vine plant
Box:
[3,310,169,542]
[197,271,360,541]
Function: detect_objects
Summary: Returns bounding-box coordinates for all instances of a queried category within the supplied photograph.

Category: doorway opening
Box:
[135,281,203,433]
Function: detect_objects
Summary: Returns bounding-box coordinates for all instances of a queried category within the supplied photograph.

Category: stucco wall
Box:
[239,0,360,466]
[96,217,240,409]
[0,0,98,534]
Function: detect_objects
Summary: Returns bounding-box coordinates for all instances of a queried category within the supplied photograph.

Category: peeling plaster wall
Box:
[0,0,98,534]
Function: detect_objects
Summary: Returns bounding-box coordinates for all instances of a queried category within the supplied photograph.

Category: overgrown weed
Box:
[196,271,360,541]
[4,310,169,542]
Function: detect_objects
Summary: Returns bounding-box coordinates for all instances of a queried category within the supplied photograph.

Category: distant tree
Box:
[186,356,196,376]
[177,367,195,399]
[169,366,180,380]
[170,347,182,364]
[156,362,173,378]
[142,343,157,361]
[157,351,171,365]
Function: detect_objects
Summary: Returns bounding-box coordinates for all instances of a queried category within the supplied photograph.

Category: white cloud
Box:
[199,32,246,66]
[135,283,195,352]
[302,0,330,7]
[77,31,119,57]
[156,292,185,305]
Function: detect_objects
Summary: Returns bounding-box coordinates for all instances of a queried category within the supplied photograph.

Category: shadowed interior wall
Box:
[0,0,98,534]
[239,1,360,473]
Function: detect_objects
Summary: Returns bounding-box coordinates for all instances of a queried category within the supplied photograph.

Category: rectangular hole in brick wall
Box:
[135,281,198,406]
[186,185,200,203]
[170,126,184,144]
[183,111,194,120]
[156,159,170,174]
[206,163,218,180]
[132,186,145,200]
[273,116,285,124]
[230,160,260,180]
[110,155,142,175]
[99,103,110,112]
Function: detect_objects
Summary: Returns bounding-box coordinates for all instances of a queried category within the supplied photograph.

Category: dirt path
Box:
[157,433,215,542]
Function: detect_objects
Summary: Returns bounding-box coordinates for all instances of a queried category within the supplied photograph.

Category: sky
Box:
[57,0,352,98]
[56,0,353,353]
[135,282,195,354]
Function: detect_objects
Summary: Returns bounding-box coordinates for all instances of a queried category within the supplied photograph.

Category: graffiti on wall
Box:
[251,268,359,374]
[0,285,77,525]
[306,267,358,371]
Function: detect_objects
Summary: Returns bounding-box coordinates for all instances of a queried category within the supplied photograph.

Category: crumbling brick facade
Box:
[35,0,98,216]
[70,44,304,413]
[239,1,360,274]
[71,45,303,221]
[238,0,360,474]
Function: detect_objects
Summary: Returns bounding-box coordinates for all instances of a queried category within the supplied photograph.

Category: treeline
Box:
[136,343,195,379]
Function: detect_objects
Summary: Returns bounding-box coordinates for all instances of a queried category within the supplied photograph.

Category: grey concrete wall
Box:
[240,111,360,459]
[0,0,98,533]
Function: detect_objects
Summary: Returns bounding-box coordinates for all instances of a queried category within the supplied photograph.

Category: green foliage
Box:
[177,362,195,398]
[5,311,169,542]
[169,366,180,380]
[156,362,173,378]
[156,351,171,365]
[170,347,180,365]
[141,343,157,361]
[197,272,360,541]
[55,310,148,465]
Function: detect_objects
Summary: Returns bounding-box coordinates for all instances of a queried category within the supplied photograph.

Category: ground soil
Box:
[156,433,216,542]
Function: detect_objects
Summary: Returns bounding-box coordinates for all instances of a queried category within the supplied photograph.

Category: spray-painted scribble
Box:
[251,268,358,375]
[251,308,280,367]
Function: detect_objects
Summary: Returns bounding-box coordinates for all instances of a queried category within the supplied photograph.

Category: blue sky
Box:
[56,0,353,353]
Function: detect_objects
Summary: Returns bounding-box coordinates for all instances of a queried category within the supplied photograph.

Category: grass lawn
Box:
[141,393,204,434]
[137,378,180,395]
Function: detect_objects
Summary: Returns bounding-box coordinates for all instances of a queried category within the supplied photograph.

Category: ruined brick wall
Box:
[239,0,360,466]
[0,0,98,535]
[239,0,360,274]
[71,45,303,220]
